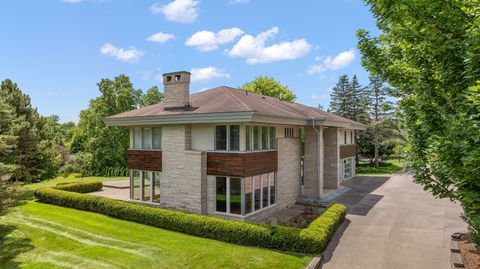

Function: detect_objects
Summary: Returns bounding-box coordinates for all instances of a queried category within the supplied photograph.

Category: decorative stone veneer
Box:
[160,124,207,213]
[163,71,190,108]
[323,127,339,189]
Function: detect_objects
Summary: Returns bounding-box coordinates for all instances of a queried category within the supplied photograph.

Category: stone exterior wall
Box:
[160,125,207,213]
[276,137,301,208]
[324,127,339,189]
[303,126,323,198]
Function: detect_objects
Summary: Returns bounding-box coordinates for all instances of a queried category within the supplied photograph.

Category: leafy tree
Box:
[73,75,142,176]
[142,86,164,107]
[329,75,352,118]
[357,0,480,243]
[240,76,296,102]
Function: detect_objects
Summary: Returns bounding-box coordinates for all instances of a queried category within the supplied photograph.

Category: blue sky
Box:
[0,0,379,122]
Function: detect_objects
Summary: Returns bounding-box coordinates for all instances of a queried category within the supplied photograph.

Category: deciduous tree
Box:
[241,76,296,102]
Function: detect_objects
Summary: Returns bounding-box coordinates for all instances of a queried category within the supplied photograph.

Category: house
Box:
[104,71,366,222]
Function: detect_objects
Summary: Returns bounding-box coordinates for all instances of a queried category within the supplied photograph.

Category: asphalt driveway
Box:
[321,174,466,269]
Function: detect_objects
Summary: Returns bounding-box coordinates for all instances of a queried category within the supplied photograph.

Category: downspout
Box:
[311,118,320,197]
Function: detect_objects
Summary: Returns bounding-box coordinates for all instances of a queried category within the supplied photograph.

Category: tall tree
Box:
[240,76,296,102]
[73,75,142,176]
[367,76,394,168]
[329,75,352,118]
[141,86,164,107]
[357,0,480,243]
[0,80,60,182]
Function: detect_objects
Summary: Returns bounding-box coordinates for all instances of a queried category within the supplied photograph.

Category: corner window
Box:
[229,125,240,151]
[130,170,161,203]
[215,172,276,216]
[269,127,276,149]
[153,128,161,149]
[142,128,152,149]
[215,126,227,150]
[133,128,142,149]
[245,126,251,151]
[253,126,260,150]
[261,126,268,150]
[215,177,227,212]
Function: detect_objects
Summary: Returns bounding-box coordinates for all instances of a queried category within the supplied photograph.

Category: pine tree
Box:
[367,76,394,168]
[329,75,352,118]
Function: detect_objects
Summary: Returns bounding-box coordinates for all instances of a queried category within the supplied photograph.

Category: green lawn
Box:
[356,159,405,175]
[0,202,311,269]
[20,175,128,200]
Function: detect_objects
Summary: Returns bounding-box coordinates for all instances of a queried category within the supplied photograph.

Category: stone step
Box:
[450,240,460,253]
[451,252,464,268]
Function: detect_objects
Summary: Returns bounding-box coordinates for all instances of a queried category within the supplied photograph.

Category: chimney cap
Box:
[162,71,191,76]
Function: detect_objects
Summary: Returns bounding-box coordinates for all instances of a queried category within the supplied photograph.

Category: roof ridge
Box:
[223,87,253,111]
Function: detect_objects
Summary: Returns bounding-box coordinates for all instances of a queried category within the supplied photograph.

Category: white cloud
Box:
[229,0,249,4]
[226,27,312,64]
[100,43,143,63]
[185,28,244,52]
[46,91,66,97]
[150,0,199,23]
[147,32,175,43]
[308,49,355,74]
[311,94,329,100]
[190,66,230,82]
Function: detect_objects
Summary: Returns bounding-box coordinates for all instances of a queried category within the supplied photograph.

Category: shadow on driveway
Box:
[335,176,390,216]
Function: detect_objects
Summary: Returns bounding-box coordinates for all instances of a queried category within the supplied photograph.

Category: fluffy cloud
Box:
[100,43,143,63]
[150,0,199,23]
[229,0,249,4]
[185,28,244,51]
[147,32,176,43]
[190,66,230,82]
[226,27,312,64]
[308,49,355,74]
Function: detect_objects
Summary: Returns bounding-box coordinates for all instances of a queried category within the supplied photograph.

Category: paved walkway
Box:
[322,174,466,269]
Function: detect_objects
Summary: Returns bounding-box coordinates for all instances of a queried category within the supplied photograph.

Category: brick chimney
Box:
[163,71,191,108]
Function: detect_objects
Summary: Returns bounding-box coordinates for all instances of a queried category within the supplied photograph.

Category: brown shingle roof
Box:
[106,86,364,127]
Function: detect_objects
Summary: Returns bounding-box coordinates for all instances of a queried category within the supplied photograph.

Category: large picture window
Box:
[215,172,276,216]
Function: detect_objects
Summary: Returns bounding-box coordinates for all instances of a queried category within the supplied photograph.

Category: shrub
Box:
[59,152,93,177]
[53,181,102,193]
[34,188,346,254]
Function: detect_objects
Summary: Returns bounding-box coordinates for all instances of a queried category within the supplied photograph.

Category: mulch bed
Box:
[458,234,480,269]
[286,212,319,228]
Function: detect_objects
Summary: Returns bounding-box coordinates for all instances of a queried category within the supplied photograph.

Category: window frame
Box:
[214,124,241,151]
[132,127,162,150]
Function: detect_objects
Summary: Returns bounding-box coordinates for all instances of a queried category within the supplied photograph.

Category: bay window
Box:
[215,172,276,216]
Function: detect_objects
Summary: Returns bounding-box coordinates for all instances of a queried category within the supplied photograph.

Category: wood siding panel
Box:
[339,144,356,159]
[128,149,162,171]
[207,151,277,177]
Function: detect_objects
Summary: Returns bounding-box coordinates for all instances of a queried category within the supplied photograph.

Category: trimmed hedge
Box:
[34,187,346,254]
[53,181,103,193]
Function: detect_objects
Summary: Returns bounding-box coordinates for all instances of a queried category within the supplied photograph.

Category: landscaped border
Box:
[34,184,346,254]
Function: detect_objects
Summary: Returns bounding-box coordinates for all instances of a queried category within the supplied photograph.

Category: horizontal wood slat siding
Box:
[128,150,162,171]
[339,144,356,159]
[207,151,277,177]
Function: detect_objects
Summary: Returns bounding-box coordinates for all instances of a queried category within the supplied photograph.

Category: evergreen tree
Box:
[329,75,352,118]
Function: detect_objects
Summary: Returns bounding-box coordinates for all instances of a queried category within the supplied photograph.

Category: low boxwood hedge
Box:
[34,187,346,254]
[53,181,103,193]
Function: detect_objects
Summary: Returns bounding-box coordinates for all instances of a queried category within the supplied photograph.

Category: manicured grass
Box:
[0,202,311,269]
[356,159,405,175]
[20,176,128,200]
